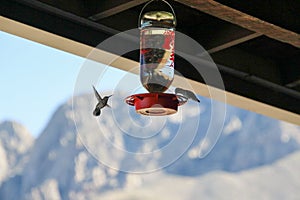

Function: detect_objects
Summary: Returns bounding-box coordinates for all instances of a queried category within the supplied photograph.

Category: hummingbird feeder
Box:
[125,0,187,116]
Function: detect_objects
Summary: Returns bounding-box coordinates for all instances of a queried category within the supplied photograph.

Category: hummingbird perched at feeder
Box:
[92,85,112,116]
[175,87,200,103]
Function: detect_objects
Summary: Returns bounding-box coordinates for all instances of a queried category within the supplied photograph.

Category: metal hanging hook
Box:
[138,0,177,28]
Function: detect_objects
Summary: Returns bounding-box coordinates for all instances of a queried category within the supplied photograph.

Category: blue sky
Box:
[0,31,125,137]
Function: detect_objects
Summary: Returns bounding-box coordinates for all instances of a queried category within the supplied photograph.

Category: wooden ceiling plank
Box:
[207,32,262,54]
[89,0,148,21]
[286,80,300,88]
[175,0,300,48]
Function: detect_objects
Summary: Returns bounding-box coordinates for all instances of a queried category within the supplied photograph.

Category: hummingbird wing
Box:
[175,87,186,95]
[185,90,200,102]
[92,85,102,101]
[175,87,200,102]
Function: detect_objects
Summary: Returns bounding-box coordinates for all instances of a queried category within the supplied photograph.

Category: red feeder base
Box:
[125,93,187,116]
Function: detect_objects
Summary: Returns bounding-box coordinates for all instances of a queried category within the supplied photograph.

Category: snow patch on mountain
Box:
[0,145,8,183]
[280,121,300,143]
[223,115,242,135]
[0,121,33,183]
[96,151,300,200]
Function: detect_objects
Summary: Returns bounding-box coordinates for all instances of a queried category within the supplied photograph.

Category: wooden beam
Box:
[286,80,300,88]
[89,0,149,21]
[207,32,262,54]
[175,0,300,48]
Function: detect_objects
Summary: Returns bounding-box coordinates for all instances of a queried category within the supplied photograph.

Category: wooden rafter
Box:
[207,32,262,54]
[89,0,149,21]
[175,0,300,48]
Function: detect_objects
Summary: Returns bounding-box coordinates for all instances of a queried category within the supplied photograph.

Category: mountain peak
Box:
[0,120,34,183]
[0,120,33,154]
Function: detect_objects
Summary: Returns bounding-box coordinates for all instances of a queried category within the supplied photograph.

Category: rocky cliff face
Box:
[0,93,299,199]
[96,151,300,200]
[0,121,33,183]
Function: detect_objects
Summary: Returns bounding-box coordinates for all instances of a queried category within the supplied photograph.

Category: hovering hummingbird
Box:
[175,87,200,103]
[92,85,112,116]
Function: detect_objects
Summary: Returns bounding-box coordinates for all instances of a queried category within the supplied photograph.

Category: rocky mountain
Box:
[166,108,300,176]
[96,150,300,200]
[0,92,299,199]
[0,121,33,184]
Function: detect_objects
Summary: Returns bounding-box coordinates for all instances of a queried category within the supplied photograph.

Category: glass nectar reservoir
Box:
[125,1,187,116]
[140,10,176,93]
